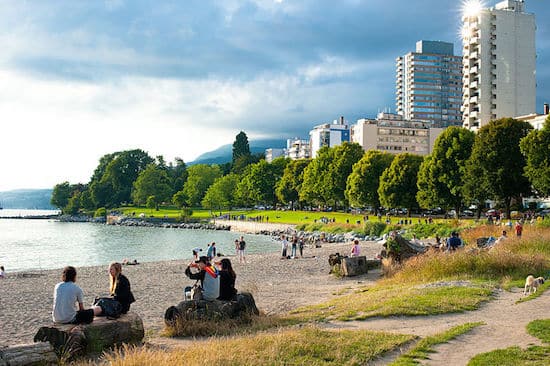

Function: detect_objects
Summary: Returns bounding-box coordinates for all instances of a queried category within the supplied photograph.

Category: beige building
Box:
[351,112,443,156]
[516,103,549,130]
[462,0,536,130]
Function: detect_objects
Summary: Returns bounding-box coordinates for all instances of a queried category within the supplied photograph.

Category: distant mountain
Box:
[190,138,287,165]
[0,189,55,209]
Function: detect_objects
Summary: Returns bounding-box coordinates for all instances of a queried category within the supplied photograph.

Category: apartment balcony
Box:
[469,66,478,74]
[469,52,478,60]
[469,36,479,45]
[470,111,479,119]
[469,96,479,104]
[469,81,478,89]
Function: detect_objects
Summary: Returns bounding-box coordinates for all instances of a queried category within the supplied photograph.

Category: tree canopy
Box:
[520,116,550,197]
[276,159,311,209]
[180,164,223,207]
[378,153,423,214]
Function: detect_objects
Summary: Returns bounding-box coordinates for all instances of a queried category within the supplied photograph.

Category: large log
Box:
[34,312,144,358]
[164,292,259,326]
[341,256,368,277]
[0,342,57,366]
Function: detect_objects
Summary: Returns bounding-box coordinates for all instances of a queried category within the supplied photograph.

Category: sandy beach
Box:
[0,240,384,347]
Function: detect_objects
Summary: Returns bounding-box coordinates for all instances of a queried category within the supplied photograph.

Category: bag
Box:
[93,297,122,318]
[73,309,94,324]
[190,283,203,300]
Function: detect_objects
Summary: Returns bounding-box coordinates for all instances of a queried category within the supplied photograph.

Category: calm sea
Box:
[0,210,278,273]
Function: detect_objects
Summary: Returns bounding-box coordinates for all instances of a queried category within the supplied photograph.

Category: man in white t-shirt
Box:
[52,266,93,324]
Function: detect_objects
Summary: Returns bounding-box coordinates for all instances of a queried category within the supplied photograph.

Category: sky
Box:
[1,0,549,191]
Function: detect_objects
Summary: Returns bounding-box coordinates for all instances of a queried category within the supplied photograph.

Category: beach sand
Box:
[0,240,383,347]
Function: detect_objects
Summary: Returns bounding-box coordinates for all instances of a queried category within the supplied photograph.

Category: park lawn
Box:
[288,283,493,322]
[78,327,416,366]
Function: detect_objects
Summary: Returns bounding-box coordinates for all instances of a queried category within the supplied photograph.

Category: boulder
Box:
[164,292,259,326]
[0,342,57,366]
[34,312,144,359]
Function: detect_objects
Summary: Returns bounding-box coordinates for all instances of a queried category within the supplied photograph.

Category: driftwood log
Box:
[164,292,259,326]
[0,342,57,366]
[383,234,427,262]
[34,312,144,359]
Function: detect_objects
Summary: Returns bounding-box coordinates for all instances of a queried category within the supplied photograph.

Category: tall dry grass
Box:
[384,225,550,285]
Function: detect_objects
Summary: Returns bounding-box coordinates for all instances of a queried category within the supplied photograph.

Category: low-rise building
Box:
[265,148,285,163]
[351,112,443,156]
[516,103,549,130]
[309,116,350,158]
[285,138,310,160]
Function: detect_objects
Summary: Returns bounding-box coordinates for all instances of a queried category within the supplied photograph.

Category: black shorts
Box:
[72,309,94,324]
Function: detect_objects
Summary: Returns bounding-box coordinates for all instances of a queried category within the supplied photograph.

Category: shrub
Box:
[364,221,386,237]
[94,207,107,218]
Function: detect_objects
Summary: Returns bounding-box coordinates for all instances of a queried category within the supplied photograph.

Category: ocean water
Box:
[0,216,278,272]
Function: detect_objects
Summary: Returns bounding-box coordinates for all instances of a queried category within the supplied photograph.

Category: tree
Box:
[167,158,188,193]
[51,182,72,209]
[327,142,365,208]
[416,127,475,215]
[520,116,550,196]
[232,131,251,163]
[235,160,281,206]
[300,147,334,206]
[201,174,240,212]
[172,190,188,209]
[465,118,533,218]
[276,159,311,209]
[179,164,222,206]
[132,164,173,206]
[64,192,81,215]
[345,150,394,214]
[378,153,423,215]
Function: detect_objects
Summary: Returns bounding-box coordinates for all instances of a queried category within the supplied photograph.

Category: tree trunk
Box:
[0,342,57,366]
[34,312,144,359]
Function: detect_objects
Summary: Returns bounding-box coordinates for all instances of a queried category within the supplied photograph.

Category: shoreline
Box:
[0,240,384,347]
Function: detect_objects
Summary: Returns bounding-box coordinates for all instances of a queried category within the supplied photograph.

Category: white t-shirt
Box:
[52,281,84,323]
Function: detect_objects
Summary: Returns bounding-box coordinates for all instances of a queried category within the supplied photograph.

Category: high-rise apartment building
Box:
[462,0,536,129]
[396,40,463,128]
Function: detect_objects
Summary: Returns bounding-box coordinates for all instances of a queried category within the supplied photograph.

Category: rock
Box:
[340,256,368,277]
[34,312,144,359]
[164,292,259,326]
[0,342,57,366]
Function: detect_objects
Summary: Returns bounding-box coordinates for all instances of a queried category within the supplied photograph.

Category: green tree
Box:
[132,164,173,206]
[276,159,311,209]
[179,164,222,206]
[520,116,550,196]
[64,191,81,215]
[236,160,282,206]
[327,142,365,208]
[416,127,475,215]
[167,158,188,193]
[232,131,251,163]
[172,190,189,209]
[51,182,72,209]
[300,147,334,206]
[378,153,423,215]
[201,174,240,212]
[466,118,533,218]
[345,150,394,214]
[146,195,157,210]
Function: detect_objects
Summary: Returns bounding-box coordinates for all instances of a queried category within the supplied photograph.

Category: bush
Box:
[364,221,386,237]
[94,207,107,218]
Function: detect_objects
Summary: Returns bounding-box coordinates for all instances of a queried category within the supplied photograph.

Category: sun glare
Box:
[462,0,484,17]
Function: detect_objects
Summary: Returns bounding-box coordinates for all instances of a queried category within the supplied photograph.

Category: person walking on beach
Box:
[281,235,289,258]
[351,239,361,257]
[299,237,305,257]
[291,236,298,258]
[52,266,94,324]
[207,242,216,259]
[0,265,5,279]
[192,247,202,261]
[238,236,247,264]
[234,239,240,256]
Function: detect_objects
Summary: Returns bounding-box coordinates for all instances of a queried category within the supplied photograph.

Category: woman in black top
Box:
[217,258,237,301]
[109,262,135,313]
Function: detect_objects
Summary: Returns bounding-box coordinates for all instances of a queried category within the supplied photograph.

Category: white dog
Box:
[524,275,545,295]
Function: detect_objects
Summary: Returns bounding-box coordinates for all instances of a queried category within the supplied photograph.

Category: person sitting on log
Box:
[52,266,94,324]
[93,262,135,317]
[185,256,219,301]
[216,258,237,301]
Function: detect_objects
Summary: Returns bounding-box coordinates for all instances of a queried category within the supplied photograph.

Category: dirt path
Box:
[323,287,548,365]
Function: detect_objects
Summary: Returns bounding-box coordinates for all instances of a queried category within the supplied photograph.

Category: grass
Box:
[289,284,493,322]
[389,322,484,365]
[468,319,550,365]
[78,327,416,366]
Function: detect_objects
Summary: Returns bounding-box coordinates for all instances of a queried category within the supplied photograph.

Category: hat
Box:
[195,256,209,264]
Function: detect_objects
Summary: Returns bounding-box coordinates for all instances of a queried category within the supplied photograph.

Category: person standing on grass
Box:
[515,221,523,238]
[238,236,246,264]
